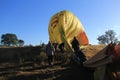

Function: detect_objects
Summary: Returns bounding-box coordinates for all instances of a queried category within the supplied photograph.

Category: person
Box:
[58,42,64,53]
[45,41,55,66]
[52,43,58,51]
[71,37,80,53]
[71,37,87,66]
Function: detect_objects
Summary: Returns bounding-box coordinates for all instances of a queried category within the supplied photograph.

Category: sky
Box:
[0,0,120,46]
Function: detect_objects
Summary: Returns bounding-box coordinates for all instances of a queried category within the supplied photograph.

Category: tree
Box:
[97,35,107,44]
[18,39,24,46]
[97,30,118,45]
[1,33,18,46]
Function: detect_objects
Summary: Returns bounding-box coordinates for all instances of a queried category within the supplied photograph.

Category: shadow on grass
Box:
[1,62,94,80]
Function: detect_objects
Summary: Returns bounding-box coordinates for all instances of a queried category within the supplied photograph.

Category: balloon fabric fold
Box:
[48,10,89,52]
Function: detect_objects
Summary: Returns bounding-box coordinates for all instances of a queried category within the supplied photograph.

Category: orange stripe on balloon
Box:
[77,31,89,45]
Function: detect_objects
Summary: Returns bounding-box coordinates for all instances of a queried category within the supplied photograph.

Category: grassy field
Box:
[0,45,107,80]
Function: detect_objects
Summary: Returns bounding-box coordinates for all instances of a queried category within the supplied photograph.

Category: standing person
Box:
[71,37,87,66]
[71,37,80,53]
[46,41,55,66]
[52,43,58,51]
[58,42,64,53]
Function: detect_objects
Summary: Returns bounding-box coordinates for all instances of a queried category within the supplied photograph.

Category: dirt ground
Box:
[0,45,106,80]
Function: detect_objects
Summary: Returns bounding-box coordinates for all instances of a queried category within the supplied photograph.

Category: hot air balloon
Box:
[48,10,89,52]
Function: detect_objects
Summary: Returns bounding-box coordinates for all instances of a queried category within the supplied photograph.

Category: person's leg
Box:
[50,55,53,65]
[78,50,87,62]
[49,55,53,66]
[48,56,51,65]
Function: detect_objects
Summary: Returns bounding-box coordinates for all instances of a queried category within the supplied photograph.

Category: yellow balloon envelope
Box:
[48,10,89,52]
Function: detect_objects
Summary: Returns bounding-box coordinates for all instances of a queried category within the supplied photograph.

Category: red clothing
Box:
[114,46,120,61]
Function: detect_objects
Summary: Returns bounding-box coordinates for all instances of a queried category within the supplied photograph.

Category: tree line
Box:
[0,33,24,46]
[0,30,119,47]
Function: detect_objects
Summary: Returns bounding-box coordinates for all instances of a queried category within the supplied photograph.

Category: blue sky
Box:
[0,0,120,45]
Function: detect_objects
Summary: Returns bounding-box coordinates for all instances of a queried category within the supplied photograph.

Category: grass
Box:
[0,46,75,80]
[0,45,106,80]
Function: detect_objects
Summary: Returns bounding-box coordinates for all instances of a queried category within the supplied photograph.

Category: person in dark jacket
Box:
[46,41,55,66]
[71,37,80,53]
[71,37,87,66]
[58,42,64,53]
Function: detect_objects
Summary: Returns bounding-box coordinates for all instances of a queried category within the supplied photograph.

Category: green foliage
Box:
[97,30,118,45]
[0,33,24,46]
[18,39,24,46]
[1,33,18,46]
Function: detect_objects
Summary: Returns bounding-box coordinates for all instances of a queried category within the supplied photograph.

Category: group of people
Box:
[45,37,87,66]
